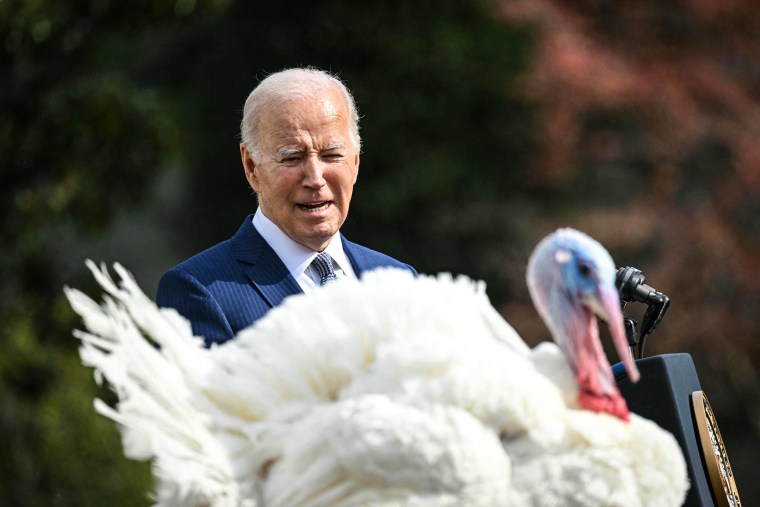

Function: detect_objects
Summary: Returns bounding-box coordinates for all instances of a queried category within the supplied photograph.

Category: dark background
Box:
[3,0,759,504]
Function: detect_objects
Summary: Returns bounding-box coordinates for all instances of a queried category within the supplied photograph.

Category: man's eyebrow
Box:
[322,143,345,151]
[277,147,304,158]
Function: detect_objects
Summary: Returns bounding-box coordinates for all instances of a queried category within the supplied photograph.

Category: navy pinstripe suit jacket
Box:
[156,214,417,346]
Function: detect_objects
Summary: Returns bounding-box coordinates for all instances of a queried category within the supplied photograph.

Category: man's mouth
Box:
[298,201,331,212]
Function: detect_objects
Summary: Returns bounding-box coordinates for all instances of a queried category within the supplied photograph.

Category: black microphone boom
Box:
[615,266,670,359]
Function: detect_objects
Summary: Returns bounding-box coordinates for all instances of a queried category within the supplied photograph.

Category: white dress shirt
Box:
[252,208,357,293]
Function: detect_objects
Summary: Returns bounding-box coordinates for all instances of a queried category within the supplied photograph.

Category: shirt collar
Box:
[252,208,354,278]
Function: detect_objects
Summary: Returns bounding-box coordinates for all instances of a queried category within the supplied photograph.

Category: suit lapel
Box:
[342,235,370,277]
[231,216,303,309]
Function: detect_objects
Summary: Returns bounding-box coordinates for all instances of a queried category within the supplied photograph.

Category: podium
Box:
[614,354,741,507]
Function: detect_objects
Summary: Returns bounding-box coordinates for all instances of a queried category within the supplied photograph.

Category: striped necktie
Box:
[312,252,337,285]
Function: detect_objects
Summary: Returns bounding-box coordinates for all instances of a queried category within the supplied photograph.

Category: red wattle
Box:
[578,390,630,422]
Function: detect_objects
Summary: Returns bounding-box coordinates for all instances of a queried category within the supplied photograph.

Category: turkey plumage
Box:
[65,228,688,506]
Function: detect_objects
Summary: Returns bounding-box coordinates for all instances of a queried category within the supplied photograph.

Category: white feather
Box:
[65,264,688,507]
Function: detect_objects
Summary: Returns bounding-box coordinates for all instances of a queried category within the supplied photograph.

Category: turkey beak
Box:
[583,284,640,383]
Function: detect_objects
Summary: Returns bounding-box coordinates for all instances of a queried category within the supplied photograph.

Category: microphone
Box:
[616,266,670,359]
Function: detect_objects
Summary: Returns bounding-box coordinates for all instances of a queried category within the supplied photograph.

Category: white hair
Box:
[240,67,361,162]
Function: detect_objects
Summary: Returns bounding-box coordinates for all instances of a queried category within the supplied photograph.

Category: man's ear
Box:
[353,152,360,185]
[240,144,258,191]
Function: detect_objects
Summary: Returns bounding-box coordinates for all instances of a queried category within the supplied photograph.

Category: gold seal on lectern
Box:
[691,391,741,507]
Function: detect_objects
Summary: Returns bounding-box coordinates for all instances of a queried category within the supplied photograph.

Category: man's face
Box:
[241,87,360,251]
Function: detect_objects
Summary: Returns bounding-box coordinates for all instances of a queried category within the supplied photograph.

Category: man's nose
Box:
[302,155,326,188]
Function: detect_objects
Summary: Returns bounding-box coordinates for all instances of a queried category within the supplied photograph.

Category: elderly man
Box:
[157,68,416,346]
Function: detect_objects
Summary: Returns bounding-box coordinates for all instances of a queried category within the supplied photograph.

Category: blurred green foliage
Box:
[1,0,228,504]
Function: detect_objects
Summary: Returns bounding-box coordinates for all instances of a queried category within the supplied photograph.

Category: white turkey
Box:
[65,228,689,506]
